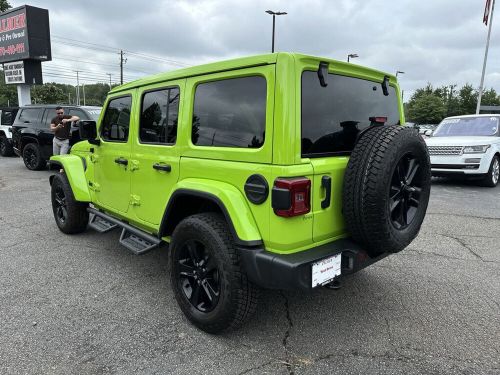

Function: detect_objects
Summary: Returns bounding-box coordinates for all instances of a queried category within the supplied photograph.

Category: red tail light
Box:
[369,116,388,124]
[272,177,311,217]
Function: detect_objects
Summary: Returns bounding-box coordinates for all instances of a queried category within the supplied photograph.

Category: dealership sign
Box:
[0,5,51,64]
[4,60,24,84]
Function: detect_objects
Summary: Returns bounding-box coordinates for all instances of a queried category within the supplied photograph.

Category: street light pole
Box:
[396,70,405,77]
[74,70,81,105]
[347,53,358,63]
[265,10,287,53]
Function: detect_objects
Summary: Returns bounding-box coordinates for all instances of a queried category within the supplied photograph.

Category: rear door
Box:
[300,70,402,242]
[130,80,183,225]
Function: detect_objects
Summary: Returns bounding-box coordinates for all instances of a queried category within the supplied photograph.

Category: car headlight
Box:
[463,145,490,153]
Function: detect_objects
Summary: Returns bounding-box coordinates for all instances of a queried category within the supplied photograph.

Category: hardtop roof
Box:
[110,52,395,94]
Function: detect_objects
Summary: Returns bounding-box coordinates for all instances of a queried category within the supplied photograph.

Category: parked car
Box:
[425,114,500,186]
[11,105,101,170]
[0,107,19,156]
[49,53,431,333]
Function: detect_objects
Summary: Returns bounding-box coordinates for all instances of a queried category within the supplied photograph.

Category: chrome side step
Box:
[87,207,161,255]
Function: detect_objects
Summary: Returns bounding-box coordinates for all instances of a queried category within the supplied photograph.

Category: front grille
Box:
[427,146,463,155]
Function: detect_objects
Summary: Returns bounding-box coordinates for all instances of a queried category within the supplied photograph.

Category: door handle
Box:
[321,176,332,209]
[114,157,128,166]
[152,163,171,172]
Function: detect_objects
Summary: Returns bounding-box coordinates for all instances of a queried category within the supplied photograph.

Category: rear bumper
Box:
[238,238,389,291]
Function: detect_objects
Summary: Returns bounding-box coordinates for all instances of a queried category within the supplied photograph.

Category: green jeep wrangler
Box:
[49,53,431,333]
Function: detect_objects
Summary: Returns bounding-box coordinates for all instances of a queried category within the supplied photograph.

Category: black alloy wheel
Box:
[53,184,68,225]
[22,143,45,170]
[169,213,258,333]
[24,147,37,168]
[389,153,423,230]
[0,137,6,155]
[175,239,220,313]
[50,173,89,234]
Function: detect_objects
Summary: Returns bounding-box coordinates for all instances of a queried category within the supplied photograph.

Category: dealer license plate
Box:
[311,254,342,288]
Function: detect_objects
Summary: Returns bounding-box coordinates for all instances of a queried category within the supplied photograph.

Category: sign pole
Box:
[17,84,31,106]
[477,0,496,114]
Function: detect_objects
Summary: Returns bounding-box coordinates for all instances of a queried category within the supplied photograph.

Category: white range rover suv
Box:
[425,114,500,187]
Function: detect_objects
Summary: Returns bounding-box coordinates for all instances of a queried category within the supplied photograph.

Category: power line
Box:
[52,56,156,74]
[52,35,190,67]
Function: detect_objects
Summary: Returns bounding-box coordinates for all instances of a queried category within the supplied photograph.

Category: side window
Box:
[1,110,16,126]
[43,109,53,126]
[68,108,88,119]
[140,87,180,144]
[18,108,42,124]
[100,96,132,142]
[192,76,266,148]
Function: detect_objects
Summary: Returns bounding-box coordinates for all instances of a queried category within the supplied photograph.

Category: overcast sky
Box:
[11,0,500,100]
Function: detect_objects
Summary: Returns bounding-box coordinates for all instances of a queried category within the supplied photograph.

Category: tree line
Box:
[405,83,500,124]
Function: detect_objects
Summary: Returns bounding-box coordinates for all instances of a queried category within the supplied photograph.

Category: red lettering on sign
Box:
[0,13,26,33]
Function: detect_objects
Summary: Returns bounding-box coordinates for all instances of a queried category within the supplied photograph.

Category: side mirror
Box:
[424,129,433,137]
[79,120,100,145]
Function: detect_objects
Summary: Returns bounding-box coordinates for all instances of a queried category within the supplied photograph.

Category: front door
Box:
[94,95,133,214]
[130,82,183,225]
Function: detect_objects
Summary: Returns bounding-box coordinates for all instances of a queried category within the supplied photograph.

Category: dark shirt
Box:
[51,115,72,140]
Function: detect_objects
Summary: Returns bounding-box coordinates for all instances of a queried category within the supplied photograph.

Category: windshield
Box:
[301,71,400,156]
[433,117,499,137]
[85,108,102,121]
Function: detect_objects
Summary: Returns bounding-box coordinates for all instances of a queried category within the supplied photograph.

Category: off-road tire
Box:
[481,155,500,187]
[51,173,89,234]
[0,135,13,156]
[22,143,45,170]
[169,213,258,334]
[343,125,431,256]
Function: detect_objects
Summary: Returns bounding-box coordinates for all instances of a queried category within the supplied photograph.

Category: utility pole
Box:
[82,83,86,106]
[120,50,127,85]
[75,70,81,105]
[106,73,112,89]
[68,92,71,105]
[477,0,496,114]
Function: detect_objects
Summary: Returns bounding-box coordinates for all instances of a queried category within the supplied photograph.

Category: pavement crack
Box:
[279,291,294,375]
[438,234,486,262]
[237,360,274,375]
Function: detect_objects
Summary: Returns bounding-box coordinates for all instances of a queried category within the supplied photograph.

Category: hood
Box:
[425,136,499,146]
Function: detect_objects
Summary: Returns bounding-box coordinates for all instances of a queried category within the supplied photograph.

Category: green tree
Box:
[0,0,11,12]
[0,70,18,106]
[480,88,500,106]
[407,93,446,124]
[32,84,66,104]
[458,84,477,115]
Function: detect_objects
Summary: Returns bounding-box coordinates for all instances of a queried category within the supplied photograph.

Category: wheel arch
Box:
[20,135,39,150]
[49,155,91,202]
[159,181,263,247]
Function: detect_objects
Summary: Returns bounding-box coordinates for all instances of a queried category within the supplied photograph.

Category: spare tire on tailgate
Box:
[342,125,431,256]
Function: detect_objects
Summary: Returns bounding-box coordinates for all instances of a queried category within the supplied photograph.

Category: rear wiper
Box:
[381,75,390,96]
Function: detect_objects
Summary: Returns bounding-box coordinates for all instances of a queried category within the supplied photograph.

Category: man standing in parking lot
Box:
[50,107,79,155]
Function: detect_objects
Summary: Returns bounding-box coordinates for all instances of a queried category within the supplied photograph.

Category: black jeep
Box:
[11,105,101,170]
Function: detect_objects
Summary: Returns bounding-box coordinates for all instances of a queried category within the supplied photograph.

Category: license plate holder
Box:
[312,253,342,288]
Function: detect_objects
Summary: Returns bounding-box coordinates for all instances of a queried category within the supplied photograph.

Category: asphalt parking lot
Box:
[0,156,499,375]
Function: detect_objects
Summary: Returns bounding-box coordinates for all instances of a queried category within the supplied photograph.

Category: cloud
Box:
[11,0,500,97]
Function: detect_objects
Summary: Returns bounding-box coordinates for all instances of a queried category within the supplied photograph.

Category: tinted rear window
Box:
[301,72,400,156]
[1,110,17,125]
[18,108,43,124]
[192,76,266,148]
